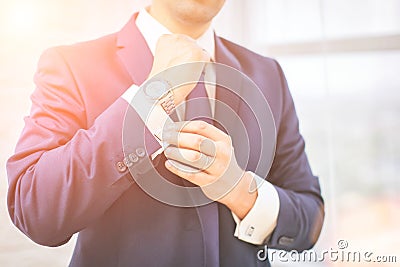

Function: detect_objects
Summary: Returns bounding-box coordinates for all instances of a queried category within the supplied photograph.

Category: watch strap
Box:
[160,90,176,115]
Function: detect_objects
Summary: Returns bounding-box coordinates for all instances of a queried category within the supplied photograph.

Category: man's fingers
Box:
[165,159,211,186]
[164,121,229,142]
[162,132,217,157]
[164,146,214,171]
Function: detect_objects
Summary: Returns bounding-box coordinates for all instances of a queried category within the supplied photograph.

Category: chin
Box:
[172,0,225,24]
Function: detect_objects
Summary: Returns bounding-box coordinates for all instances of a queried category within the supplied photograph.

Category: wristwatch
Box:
[144,79,176,115]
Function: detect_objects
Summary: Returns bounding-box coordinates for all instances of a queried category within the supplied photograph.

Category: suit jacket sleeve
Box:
[266,60,325,251]
[6,47,155,246]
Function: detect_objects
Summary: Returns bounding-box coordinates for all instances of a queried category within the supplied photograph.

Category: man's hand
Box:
[163,121,258,219]
[148,34,210,106]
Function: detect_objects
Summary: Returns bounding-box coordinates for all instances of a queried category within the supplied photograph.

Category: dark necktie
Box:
[184,75,220,267]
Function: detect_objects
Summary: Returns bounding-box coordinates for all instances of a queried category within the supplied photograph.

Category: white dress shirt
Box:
[121,8,280,245]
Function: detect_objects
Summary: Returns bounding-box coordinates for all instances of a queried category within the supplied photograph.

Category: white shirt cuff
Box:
[231,172,280,245]
[121,84,139,104]
[121,84,169,159]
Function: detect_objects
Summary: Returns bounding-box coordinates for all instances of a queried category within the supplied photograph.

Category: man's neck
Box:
[147,6,211,39]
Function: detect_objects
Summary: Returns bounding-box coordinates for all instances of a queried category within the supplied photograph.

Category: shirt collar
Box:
[136,8,215,60]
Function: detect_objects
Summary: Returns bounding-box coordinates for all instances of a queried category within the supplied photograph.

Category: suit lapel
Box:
[116,13,153,86]
[214,36,244,124]
[215,35,242,71]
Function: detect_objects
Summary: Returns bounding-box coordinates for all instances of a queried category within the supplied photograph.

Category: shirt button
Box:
[116,161,127,173]
[136,147,146,158]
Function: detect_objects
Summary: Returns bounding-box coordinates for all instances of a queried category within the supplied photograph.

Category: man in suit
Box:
[6,0,324,266]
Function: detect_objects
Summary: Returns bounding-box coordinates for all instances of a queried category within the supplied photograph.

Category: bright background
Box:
[1,0,399,266]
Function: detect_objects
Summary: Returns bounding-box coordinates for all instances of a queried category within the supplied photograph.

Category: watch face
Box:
[144,80,169,100]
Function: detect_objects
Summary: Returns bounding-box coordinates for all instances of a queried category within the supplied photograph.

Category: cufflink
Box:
[246,226,255,237]
[278,236,295,246]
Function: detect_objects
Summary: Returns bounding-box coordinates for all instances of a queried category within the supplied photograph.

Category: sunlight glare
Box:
[6,2,40,34]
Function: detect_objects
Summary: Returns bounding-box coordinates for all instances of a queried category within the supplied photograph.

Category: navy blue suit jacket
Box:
[7,14,324,267]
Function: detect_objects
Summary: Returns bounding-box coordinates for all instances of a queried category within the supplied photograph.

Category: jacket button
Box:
[129,153,139,163]
[116,161,127,173]
[136,147,146,158]
[123,157,133,168]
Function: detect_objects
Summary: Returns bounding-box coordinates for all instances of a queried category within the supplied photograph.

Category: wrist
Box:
[143,76,176,115]
[224,171,258,219]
